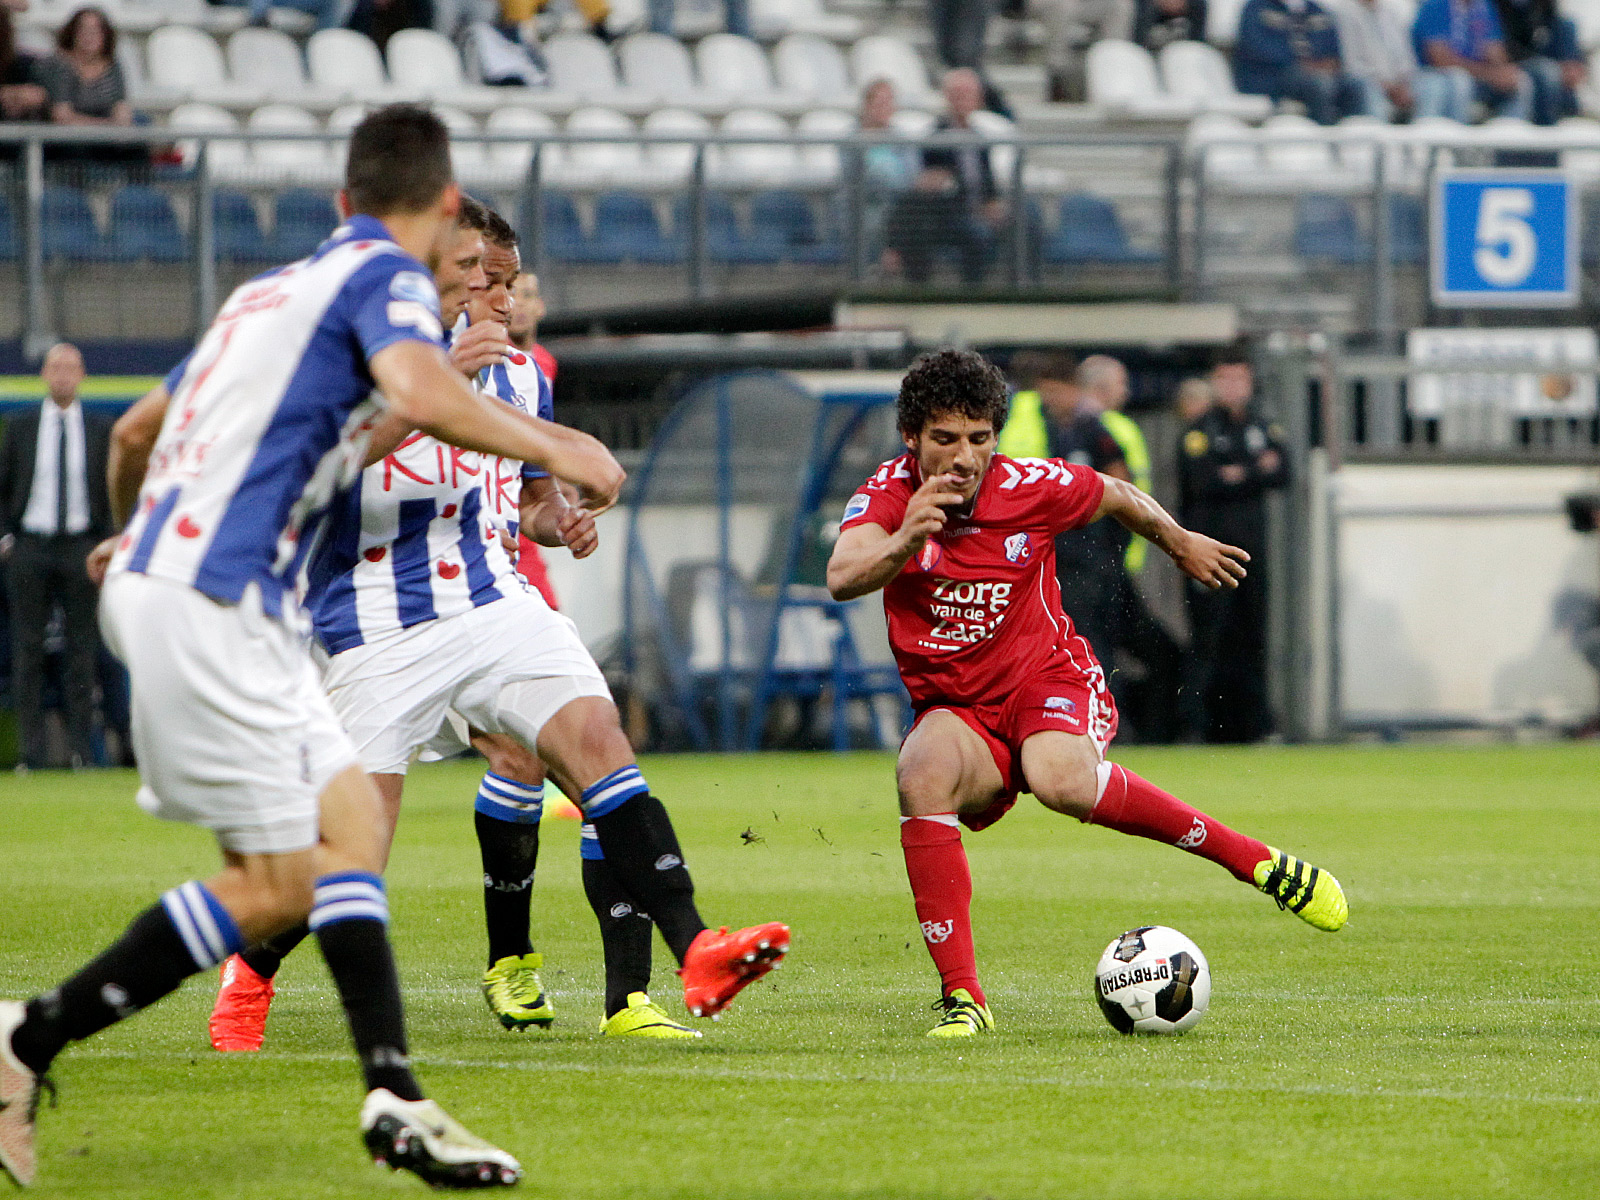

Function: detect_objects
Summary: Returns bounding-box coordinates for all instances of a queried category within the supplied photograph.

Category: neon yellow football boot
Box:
[1254,847,1348,931]
[481,953,555,1030]
[926,988,994,1038]
[600,993,701,1039]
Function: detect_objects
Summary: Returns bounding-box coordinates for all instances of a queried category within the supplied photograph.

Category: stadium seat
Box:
[674,190,742,261]
[433,105,490,181]
[643,107,713,185]
[1044,193,1160,264]
[485,106,559,184]
[695,34,809,114]
[848,35,938,109]
[711,108,801,187]
[1260,113,1337,174]
[212,189,273,261]
[750,0,862,41]
[226,27,310,98]
[1187,112,1258,179]
[889,108,936,139]
[592,191,682,263]
[1294,193,1365,263]
[1157,41,1272,120]
[617,32,708,109]
[106,186,187,262]
[1086,40,1195,118]
[750,189,840,262]
[968,108,1018,184]
[147,24,263,107]
[0,194,16,261]
[248,104,332,184]
[168,102,250,176]
[1207,0,1247,43]
[41,186,106,260]
[386,27,509,111]
[272,188,338,260]
[795,107,853,184]
[307,29,391,102]
[544,32,653,113]
[773,33,852,103]
[1386,193,1426,264]
[556,107,646,188]
[520,191,592,261]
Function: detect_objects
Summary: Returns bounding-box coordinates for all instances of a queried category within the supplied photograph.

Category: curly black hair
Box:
[897,348,1010,436]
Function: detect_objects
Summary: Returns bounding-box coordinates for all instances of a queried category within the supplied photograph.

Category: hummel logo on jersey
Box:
[1176,818,1208,849]
[1044,696,1076,713]
[655,854,682,871]
[1004,532,1031,562]
[921,919,954,944]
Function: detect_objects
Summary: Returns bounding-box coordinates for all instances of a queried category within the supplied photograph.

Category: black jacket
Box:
[1177,405,1288,553]
[0,402,115,540]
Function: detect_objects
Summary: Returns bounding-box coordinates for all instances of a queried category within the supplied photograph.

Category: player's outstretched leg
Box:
[2,881,247,1185]
[536,698,789,1020]
[1086,762,1347,932]
[580,829,698,1039]
[475,771,554,1031]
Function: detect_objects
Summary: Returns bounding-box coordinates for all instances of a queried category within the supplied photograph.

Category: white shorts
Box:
[320,590,611,776]
[100,573,358,855]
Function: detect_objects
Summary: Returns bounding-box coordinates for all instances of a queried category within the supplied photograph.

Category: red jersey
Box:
[840,453,1105,709]
[531,343,557,383]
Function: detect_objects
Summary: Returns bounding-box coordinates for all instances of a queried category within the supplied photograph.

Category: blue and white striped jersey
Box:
[109,215,445,621]
[304,329,552,656]
[477,347,554,539]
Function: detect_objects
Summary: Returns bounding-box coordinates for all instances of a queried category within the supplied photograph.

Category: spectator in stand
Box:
[345,0,435,54]
[1133,0,1209,56]
[37,7,135,156]
[930,0,1014,112]
[859,78,919,258]
[218,0,348,32]
[1028,0,1135,103]
[1411,0,1533,121]
[882,68,1008,285]
[1,7,48,124]
[1232,0,1367,125]
[650,0,748,39]
[1334,0,1418,121]
[1490,0,1585,124]
[502,0,611,41]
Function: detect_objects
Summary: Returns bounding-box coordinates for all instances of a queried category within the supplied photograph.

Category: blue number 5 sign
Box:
[1432,171,1577,307]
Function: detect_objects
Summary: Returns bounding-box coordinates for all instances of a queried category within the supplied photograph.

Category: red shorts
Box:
[909,654,1118,832]
[516,537,559,611]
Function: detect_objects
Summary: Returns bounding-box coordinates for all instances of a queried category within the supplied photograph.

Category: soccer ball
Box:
[1094,925,1211,1035]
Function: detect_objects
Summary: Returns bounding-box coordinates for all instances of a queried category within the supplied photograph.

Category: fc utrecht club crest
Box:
[919,540,944,571]
[1004,532,1031,563]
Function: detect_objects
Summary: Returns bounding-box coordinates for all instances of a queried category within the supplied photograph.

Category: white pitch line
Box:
[77,1048,1598,1108]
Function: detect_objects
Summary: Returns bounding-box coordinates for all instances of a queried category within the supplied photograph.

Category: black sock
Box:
[589,794,707,965]
[311,872,423,1103]
[12,886,240,1074]
[240,922,311,980]
[581,853,654,1017]
[475,810,539,967]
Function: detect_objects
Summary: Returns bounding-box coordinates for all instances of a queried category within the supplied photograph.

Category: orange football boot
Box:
[679,923,790,1018]
[209,954,275,1052]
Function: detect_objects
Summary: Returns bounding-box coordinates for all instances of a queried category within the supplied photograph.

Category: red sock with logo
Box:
[1088,764,1267,883]
[900,816,985,1005]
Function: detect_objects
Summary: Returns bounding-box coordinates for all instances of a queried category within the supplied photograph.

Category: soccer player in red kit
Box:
[827,350,1347,1038]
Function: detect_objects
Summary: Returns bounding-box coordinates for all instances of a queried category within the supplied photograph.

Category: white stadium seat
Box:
[385,28,510,112]
[147,24,263,107]
[774,33,852,102]
[555,107,646,187]
[168,101,249,178]
[848,35,938,110]
[485,107,560,184]
[795,107,853,184]
[888,108,936,138]
[1207,0,1247,44]
[431,105,490,182]
[248,103,333,184]
[1086,40,1195,118]
[307,29,391,102]
[1259,112,1336,173]
[750,0,862,42]
[544,32,655,113]
[711,108,801,187]
[227,28,306,97]
[1158,41,1271,120]
[695,33,809,113]
[968,108,1018,184]
[617,32,706,107]
[642,107,713,184]
[1187,112,1258,179]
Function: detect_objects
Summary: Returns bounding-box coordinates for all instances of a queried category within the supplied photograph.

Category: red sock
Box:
[1089,764,1268,884]
[899,816,985,1006]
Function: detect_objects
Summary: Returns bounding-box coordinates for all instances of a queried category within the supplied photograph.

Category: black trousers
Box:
[1184,567,1272,744]
[7,532,100,767]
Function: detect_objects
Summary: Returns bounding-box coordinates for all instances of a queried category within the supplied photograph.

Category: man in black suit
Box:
[0,343,114,768]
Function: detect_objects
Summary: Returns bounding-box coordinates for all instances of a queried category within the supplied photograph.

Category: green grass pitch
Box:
[2,744,1597,1199]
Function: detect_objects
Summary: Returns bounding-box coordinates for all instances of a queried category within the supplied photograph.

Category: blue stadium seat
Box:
[1387,193,1425,266]
[518,192,594,263]
[41,186,107,260]
[669,192,748,263]
[1294,194,1365,264]
[748,190,841,264]
[272,189,338,260]
[1044,193,1160,264]
[593,191,681,264]
[0,194,16,261]
[213,190,273,262]
[107,186,187,262]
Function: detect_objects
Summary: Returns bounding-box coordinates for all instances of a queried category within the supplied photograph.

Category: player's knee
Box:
[1031,762,1099,820]
[896,757,960,816]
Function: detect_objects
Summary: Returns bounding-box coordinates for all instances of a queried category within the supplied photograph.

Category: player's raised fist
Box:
[899,472,965,553]
[556,506,599,559]
[1171,531,1249,590]
[448,320,511,378]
